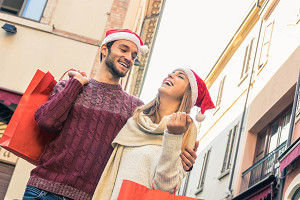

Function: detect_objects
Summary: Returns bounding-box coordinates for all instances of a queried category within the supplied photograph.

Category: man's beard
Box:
[105,52,127,78]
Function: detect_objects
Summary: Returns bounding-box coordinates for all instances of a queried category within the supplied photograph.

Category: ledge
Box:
[218,169,230,180]
[0,13,53,33]
[194,187,203,195]
[238,73,249,87]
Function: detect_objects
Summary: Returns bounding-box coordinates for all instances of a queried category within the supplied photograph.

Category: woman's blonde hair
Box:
[133,84,195,151]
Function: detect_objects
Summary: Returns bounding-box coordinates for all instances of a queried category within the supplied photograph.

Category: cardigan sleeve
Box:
[34,78,83,133]
[152,131,186,194]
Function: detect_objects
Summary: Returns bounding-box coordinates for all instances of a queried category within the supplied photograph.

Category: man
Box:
[23,29,198,200]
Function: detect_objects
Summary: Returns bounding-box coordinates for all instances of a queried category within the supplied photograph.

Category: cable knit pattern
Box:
[28,78,144,200]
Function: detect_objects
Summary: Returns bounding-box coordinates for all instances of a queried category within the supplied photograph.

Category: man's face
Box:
[104,40,138,78]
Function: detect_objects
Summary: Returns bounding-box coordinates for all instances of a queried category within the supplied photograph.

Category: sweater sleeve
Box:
[153,131,186,194]
[34,78,83,133]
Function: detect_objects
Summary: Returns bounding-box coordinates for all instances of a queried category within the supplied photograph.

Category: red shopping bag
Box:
[0,69,57,165]
[118,180,203,200]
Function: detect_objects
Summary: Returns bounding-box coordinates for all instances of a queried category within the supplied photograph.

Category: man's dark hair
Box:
[100,41,115,62]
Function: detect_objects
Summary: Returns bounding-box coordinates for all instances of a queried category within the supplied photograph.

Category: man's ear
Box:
[100,44,108,58]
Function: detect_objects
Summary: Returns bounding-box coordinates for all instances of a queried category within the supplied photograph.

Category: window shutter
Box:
[258,21,275,68]
[222,130,232,173]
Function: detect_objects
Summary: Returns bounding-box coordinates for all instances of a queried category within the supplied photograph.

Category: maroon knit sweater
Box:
[27,78,144,200]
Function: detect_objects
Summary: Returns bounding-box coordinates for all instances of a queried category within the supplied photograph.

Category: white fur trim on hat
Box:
[175,67,206,122]
[101,32,148,54]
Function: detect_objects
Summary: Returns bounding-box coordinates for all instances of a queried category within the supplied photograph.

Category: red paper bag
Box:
[118,180,203,200]
[0,69,57,165]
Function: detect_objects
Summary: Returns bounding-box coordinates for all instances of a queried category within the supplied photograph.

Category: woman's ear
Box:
[100,44,108,58]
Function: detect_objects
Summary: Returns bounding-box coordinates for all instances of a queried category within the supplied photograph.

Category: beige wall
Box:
[0,21,98,93]
[247,45,300,134]
[123,0,145,31]
[50,0,114,39]
[235,45,300,195]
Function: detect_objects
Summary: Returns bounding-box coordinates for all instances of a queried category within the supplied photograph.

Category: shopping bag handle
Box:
[151,180,177,195]
[59,68,87,81]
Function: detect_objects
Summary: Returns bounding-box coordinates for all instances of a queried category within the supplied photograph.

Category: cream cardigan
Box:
[92,115,197,200]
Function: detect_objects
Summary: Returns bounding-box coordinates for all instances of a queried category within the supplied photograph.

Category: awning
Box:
[247,185,271,200]
[0,88,22,106]
[232,175,275,200]
[279,137,300,171]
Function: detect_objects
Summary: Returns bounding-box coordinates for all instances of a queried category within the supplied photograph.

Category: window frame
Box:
[219,123,239,179]
[0,0,48,22]
[195,148,211,195]
[254,107,292,162]
[257,20,275,74]
[214,76,226,113]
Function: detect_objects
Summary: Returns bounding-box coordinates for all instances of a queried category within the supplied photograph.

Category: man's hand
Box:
[181,141,199,171]
[167,112,192,135]
[68,70,88,85]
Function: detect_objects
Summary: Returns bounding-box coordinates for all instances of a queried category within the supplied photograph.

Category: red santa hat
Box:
[101,29,148,54]
[176,67,215,122]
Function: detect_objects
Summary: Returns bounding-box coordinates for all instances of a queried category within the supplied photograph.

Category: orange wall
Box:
[283,159,300,198]
[292,119,300,143]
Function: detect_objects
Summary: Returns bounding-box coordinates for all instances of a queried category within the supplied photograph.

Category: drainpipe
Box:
[227,12,264,196]
[277,69,300,200]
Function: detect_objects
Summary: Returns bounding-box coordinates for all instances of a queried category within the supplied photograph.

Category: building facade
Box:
[0,0,165,199]
[179,0,300,199]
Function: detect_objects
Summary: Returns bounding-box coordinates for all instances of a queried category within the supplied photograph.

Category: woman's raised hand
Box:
[166,112,192,135]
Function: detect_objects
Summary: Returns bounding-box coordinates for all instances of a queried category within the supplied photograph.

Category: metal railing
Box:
[240,141,287,193]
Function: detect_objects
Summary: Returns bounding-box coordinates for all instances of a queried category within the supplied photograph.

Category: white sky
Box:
[140,0,254,103]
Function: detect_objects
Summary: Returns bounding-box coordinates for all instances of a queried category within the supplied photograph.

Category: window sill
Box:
[194,187,203,195]
[218,169,230,180]
[238,73,248,87]
[213,106,220,115]
[257,60,268,76]
[0,13,53,32]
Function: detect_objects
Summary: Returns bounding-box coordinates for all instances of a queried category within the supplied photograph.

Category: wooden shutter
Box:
[0,162,14,199]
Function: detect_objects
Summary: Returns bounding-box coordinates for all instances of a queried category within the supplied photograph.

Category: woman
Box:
[92,67,215,200]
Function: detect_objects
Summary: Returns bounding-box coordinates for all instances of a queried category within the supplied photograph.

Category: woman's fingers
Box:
[167,112,191,135]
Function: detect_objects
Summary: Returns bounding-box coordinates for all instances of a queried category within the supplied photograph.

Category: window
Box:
[254,108,292,161]
[258,20,275,69]
[195,148,211,194]
[0,0,48,21]
[220,123,238,177]
[240,38,255,80]
[215,76,226,110]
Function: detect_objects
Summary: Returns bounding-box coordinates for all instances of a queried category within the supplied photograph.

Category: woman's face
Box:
[159,70,189,101]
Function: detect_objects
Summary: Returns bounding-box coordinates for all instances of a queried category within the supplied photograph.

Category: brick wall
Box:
[90,0,130,78]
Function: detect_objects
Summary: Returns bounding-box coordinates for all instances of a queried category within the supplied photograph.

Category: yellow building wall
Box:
[0,21,98,93]
[50,0,114,39]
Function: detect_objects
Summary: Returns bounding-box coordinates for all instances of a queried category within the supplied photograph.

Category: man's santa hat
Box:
[176,67,215,122]
[101,29,148,54]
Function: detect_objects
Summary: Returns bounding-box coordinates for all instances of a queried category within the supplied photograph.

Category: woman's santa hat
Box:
[176,67,215,122]
[101,29,148,54]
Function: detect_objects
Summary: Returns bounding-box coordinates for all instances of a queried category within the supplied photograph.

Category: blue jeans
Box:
[23,186,72,200]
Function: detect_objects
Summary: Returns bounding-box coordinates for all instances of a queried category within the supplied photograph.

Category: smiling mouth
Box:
[164,80,174,86]
[119,62,129,69]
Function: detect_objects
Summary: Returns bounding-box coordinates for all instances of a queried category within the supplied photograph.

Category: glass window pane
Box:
[21,0,47,21]
[0,0,24,15]
[269,122,279,152]
[280,111,291,144]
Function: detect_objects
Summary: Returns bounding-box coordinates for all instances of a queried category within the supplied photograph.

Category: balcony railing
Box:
[240,141,287,193]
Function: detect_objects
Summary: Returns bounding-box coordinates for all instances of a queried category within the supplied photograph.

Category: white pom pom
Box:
[140,45,148,54]
[196,112,205,122]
